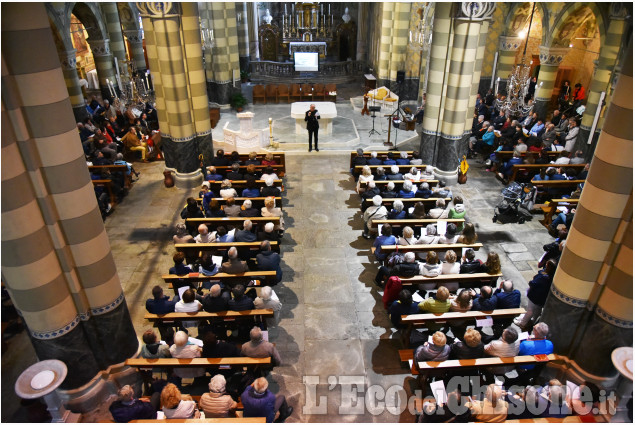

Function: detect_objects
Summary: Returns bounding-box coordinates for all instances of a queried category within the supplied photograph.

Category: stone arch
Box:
[505,2,550,45]
[117,2,142,33]
[547,3,607,49]
[69,2,108,42]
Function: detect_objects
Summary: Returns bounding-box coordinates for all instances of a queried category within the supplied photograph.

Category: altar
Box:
[289,41,327,58]
[290,102,337,135]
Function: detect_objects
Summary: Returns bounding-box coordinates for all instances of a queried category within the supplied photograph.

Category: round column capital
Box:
[539,45,570,66]
[455,2,496,21]
[499,35,522,51]
[124,30,144,44]
[87,39,111,57]
[58,49,78,70]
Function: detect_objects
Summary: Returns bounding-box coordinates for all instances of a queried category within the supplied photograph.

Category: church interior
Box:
[1,1,633,423]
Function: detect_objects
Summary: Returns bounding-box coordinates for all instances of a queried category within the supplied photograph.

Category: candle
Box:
[114,57,119,79]
[145,73,150,91]
[285,4,287,14]
[329,4,331,15]
[321,4,323,14]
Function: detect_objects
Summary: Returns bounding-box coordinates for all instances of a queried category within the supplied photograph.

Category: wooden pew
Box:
[369,218,465,231]
[125,357,272,371]
[195,197,281,209]
[531,179,585,189]
[379,243,483,257]
[397,272,502,288]
[494,151,561,162]
[185,217,280,231]
[400,308,525,346]
[163,271,277,287]
[144,309,273,326]
[360,180,439,189]
[539,198,579,229]
[508,164,586,182]
[211,164,286,178]
[354,164,430,174]
[207,180,283,191]
[88,164,132,188]
[398,350,558,378]
[361,197,450,211]
[219,153,286,169]
[349,151,414,168]
[175,241,279,256]
[92,179,117,206]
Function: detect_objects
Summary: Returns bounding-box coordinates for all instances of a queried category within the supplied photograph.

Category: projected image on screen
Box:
[294,52,319,72]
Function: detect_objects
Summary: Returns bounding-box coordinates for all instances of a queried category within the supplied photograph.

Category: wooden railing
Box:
[250,60,366,82]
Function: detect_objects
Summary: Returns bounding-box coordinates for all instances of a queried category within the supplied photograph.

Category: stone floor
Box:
[1,136,556,421]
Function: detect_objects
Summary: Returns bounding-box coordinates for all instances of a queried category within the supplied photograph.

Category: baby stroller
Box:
[493,182,536,224]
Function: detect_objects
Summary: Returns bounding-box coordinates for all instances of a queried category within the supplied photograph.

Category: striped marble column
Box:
[578,12,627,154]
[464,21,490,139]
[101,2,127,63]
[420,2,453,165]
[1,1,138,396]
[124,30,147,73]
[86,38,117,102]
[495,35,521,94]
[236,2,250,71]
[534,45,570,119]
[137,2,208,186]
[541,42,632,379]
[58,48,87,122]
[388,2,411,86]
[376,3,394,84]
[205,2,241,104]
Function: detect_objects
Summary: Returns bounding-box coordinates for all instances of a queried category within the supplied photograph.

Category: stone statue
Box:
[263,9,273,25]
[342,7,351,23]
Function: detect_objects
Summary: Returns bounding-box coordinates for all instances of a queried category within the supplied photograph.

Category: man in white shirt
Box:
[563,119,579,153]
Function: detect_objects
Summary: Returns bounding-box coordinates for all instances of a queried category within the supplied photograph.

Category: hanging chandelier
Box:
[495,2,536,117]
[112,59,154,115]
[409,6,433,52]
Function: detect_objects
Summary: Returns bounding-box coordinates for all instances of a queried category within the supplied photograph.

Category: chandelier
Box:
[495,2,536,117]
[409,6,433,52]
[201,27,215,51]
[110,60,154,115]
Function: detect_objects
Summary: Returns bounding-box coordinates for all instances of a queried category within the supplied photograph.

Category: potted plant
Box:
[240,70,250,83]
[230,92,247,112]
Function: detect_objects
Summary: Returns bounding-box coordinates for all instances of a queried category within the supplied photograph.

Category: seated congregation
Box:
[351,150,589,422]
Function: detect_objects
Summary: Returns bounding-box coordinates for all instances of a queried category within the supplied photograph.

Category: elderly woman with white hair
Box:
[261,196,284,231]
[239,199,260,217]
[173,223,194,244]
[418,223,439,245]
[362,195,388,239]
[169,331,205,380]
[257,221,280,242]
[260,177,281,197]
[386,164,403,180]
[254,286,282,325]
[427,199,449,219]
[403,166,421,181]
[415,181,433,199]
[367,150,382,165]
[398,179,415,198]
[356,165,374,193]
[397,226,417,246]
[199,374,238,418]
[380,181,398,198]
[219,179,238,199]
[387,199,406,219]
[422,165,435,179]
[396,151,410,165]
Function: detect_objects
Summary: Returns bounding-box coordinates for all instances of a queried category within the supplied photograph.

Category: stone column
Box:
[356,2,369,61]
[137,2,209,186]
[236,2,250,71]
[462,20,490,151]
[541,42,632,381]
[534,45,570,119]
[124,30,147,73]
[247,2,259,60]
[495,35,522,93]
[203,2,241,104]
[1,2,138,409]
[434,7,486,176]
[578,8,627,156]
[101,2,127,63]
[58,49,87,122]
[420,2,453,165]
[86,38,118,102]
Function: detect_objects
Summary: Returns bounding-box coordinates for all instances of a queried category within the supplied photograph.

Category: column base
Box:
[165,167,204,190]
[435,134,464,173]
[207,81,235,105]
[432,166,458,184]
[162,133,213,174]
[419,132,437,165]
[57,343,142,413]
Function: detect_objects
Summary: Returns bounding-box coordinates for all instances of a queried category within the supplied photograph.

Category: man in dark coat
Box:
[305,104,320,152]
[255,241,282,282]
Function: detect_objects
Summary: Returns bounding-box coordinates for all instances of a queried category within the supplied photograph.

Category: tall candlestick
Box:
[114,57,120,79]
[285,4,287,14]
[329,4,331,15]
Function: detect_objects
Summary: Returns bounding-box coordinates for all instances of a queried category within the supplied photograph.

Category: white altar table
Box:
[290,102,337,135]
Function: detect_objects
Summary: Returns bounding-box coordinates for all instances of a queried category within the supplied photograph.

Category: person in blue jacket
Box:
[241,377,293,423]
[515,259,556,329]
